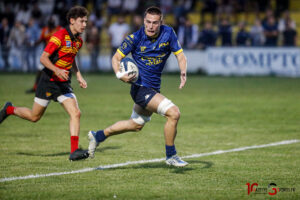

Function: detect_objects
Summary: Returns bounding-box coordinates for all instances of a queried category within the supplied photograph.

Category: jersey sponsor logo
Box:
[46,92,52,97]
[145,94,150,100]
[159,42,169,48]
[66,40,71,47]
[140,46,146,52]
[141,56,163,66]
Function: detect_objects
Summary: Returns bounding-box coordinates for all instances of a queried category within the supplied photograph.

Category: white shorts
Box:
[34,93,77,107]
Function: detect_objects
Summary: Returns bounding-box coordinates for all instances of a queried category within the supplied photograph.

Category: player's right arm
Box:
[40,51,69,80]
[112,51,135,83]
[40,31,69,80]
[112,33,138,83]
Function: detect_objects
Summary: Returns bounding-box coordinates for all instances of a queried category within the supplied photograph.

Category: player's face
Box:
[71,16,88,34]
[144,14,162,37]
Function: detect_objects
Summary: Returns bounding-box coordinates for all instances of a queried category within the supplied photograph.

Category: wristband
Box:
[116,71,125,79]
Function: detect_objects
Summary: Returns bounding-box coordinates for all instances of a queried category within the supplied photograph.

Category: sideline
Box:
[1,139,299,183]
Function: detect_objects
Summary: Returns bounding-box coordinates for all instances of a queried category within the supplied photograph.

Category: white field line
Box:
[0,139,299,183]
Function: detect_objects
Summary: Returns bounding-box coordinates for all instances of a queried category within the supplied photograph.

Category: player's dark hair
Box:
[144,6,163,20]
[66,6,88,24]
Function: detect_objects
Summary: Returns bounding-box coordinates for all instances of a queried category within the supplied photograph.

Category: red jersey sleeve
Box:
[44,31,63,55]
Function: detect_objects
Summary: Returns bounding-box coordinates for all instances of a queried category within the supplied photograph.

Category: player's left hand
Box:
[179,72,186,89]
[77,76,87,88]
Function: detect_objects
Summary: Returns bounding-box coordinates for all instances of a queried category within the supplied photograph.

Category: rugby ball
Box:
[120,57,139,83]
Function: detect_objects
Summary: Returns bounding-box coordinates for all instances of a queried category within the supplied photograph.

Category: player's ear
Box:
[70,18,75,25]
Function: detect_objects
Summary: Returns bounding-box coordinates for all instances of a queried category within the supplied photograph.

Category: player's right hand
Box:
[55,68,69,80]
[120,72,136,83]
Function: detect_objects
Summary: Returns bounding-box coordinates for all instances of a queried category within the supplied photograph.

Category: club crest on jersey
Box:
[66,40,71,47]
[122,42,127,49]
[140,46,146,52]
[76,42,80,48]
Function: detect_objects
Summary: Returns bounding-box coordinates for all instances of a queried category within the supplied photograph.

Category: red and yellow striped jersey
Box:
[43,27,83,82]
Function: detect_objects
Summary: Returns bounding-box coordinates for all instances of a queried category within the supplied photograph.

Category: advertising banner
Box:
[205,48,300,77]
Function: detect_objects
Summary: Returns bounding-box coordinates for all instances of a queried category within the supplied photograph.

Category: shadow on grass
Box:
[16,146,121,157]
[96,160,213,174]
[96,146,121,152]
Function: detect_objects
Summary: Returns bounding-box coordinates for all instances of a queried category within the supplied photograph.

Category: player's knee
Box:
[133,123,144,132]
[71,109,81,119]
[167,106,180,121]
[31,115,41,123]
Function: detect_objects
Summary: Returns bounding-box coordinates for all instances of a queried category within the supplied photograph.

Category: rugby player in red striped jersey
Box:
[0,6,89,161]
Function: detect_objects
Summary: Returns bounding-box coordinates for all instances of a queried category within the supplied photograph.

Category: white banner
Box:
[205,47,300,77]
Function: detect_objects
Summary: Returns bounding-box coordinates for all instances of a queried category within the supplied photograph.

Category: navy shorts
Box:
[130,84,158,109]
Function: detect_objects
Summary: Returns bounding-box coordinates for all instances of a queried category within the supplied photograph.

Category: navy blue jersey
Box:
[117,25,183,91]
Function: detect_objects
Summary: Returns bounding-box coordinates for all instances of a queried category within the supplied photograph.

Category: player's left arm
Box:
[175,51,187,89]
[72,60,87,89]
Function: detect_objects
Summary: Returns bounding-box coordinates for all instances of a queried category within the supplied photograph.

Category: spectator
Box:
[282,19,297,46]
[250,19,265,46]
[160,0,173,14]
[123,0,139,14]
[25,18,40,72]
[198,21,217,49]
[177,17,199,49]
[174,0,186,20]
[0,18,11,71]
[107,0,122,23]
[263,16,278,46]
[1,4,15,27]
[53,0,69,27]
[108,15,130,58]
[236,21,250,46]
[86,22,100,71]
[218,18,232,46]
[278,10,296,33]
[7,20,26,71]
[182,0,195,14]
[261,8,274,27]
[89,9,106,31]
[131,14,143,32]
[31,2,43,25]
[16,4,31,26]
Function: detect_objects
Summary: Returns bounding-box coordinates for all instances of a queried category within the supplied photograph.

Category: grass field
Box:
[0,74,299,200]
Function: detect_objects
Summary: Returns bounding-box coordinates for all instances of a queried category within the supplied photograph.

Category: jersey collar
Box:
[66,25,79,41]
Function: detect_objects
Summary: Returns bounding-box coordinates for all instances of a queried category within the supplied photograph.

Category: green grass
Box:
[0,74,299,200]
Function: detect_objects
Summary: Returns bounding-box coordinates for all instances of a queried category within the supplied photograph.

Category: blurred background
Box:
[0,0,299,76]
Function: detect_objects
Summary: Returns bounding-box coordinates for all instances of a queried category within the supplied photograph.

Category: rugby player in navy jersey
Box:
[88,7,188,167]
